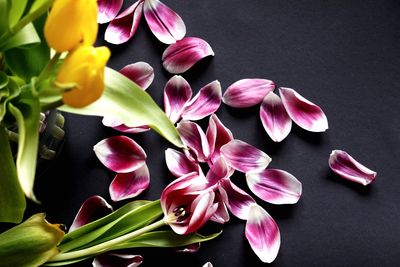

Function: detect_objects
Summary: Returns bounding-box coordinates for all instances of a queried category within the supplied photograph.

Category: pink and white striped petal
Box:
[220,140,272,173]
[143,0,186,44]
[246,169,302,204]
[202,262,213,267]
[69,196,113,232]
[119,62,154,90]
[165,148,201,177]
[102,117,150,134]
[279,87,328,132]
[176,243,201,253]
[210,193,230,224]
[162,37,215,74]
[181,81,222,121]
[329,150,377,186]
[177,121,210,162]
[260,92,292,142]
[246,204,281,263]
[105,1,144,44]
[219,178,256,220]
[110,164,150,201]
[163,75,192,123]
[222,79,275,108]
[93,253,143,267]
[94,136,147,173]
[205,156,230,186]
[206,114,234,163]
[97,0,123,24]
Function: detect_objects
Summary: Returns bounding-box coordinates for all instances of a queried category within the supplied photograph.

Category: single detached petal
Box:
[206,114,234,162]
[279,87,328,132]
[110,165,150,201]
[329,150,377,185]
[143,0,186,44]
[176,243,201,253]
[246,205,281,263]
[222,79,275,108]
[202,263,213,267]
[98,0,123,24]
[93,253,143,267]
[102,117,150,133]
[246,169,302,204]
[163,75,192,123]
[220,140,271,173]
[94,136,147,173]
[105,1,144,44]
[177,121,210,162]
[120,62,154,90]
[181,81,222,121]
[260,92,292,142]
[69,196,113,232]
[165,148,201,177]
[162,37,215,74]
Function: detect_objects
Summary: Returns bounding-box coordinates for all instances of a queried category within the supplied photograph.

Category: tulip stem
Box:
[36,52,62,85]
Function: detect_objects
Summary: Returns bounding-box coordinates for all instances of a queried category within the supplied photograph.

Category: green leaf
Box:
[0,213,64,267]
[0,125,26,223]
[0,0,10,35]
[9,0,28,27]
[0,76,20,122]
[59,67,183,148]
[0,22,40,51]
[28,0,52,14]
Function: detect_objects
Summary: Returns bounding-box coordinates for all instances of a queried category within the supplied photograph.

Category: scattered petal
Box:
[246,169,302,204]
[329,150,377,186]
[143,0,186,44]
[93,253,143,267]
[119,62,154,90]
[246,204,280,263]
[98,0,123,24]
[105,1,144,44]
[210,193,230,224]
[222,79,275,108]
[176,243,201,253]
[202,262,213,267]
[94,136,147,173]
[177,121,210,162]
[163,75,192,123]
[220,140,271,173]
[279,87,328,132]
[162,37,214,74]
[205,157,230,186]
[260,92,292,142]
[102,117,150,133]
[165,148,201,177]
[206,114,234,162]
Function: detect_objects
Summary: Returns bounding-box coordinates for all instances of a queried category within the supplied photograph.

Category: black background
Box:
[6,0,400,266]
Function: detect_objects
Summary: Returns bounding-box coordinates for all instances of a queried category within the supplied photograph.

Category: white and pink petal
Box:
[206,114,234,162]
[177,121,210,162]
[102,117,150,134]
[119,62,154,90]
[97,0,123,24]
[165,148,201,177]
[93,253,143,267]
[163,75,192,124]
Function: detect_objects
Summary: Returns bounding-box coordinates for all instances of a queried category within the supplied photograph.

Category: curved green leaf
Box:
[0,23,40,51]
[0,77,20,123]
[9,0,28,27]
[0,0,10,36]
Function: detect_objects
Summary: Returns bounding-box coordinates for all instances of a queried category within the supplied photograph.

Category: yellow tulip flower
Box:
[44,0,98,52]
[57,45,110,108]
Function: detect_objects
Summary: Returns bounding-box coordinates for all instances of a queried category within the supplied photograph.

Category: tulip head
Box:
[57,45,111,108]
[44,0,98,52]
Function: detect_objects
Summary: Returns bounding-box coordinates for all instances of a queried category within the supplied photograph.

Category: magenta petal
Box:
[105,1,144,44]
[93,253,143,267]
[279,87,328,132]
[110,164,150,201]
[246,169,302,204]
[222,79,275,108]
[163,75,192,123]
[246,205,281,263]
[94,136,147,173]
[98,0,123,24]
[176,243,201,253]
[206,114,234,162]
[205,156,230,186]
[181,81,222,121]
[210,193,230,224]
[162,37,215,74]
[220,140,272,173]
[165,148,201,177]
[329,150,377,185]
[260,92,292,142]
[119,62,154,90]
[143,0,186,44]
[69,196,113,232]
[102,117,150,134]
[177,121,210,162]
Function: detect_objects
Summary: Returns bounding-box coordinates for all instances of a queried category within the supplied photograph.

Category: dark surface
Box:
[9,0,400,266]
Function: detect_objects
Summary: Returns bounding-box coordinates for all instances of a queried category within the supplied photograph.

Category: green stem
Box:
[47,218,166,263]
[36,52,61,85]
[41,99,64,112]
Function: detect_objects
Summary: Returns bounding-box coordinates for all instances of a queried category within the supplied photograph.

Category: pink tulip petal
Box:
[210,193,230,224]
[110,164,150,201]
[177,121,210,162]
[329,150,377,186]
[246,169,302,204]
[260,92,292,142]
[119,62,154,90]
[186,191,218,234]
[219,178,256,220]
[94,136,147,173]
[163,75,192,123]
[202,263,213,267]
[176,243,201,253]
[279,87,328,132]
[220,140,271,173]
[69,196,113,232]
[162,37,215,74]
[102,117,150,133]
[165,148,201,177]
[143,0,186,44]
[93,253,143,267]
[206,114,234,163]
[105,1,144,44]
[181,81,222,121]
[205,156,230,186]
[98,0,123,24]
[222,79,275,108]
[246,204,281,263]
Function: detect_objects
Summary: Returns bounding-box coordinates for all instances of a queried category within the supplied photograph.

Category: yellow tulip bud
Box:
[44,0,98,52]
[57,45,111,108]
